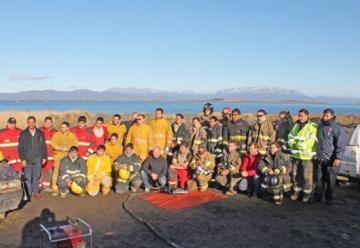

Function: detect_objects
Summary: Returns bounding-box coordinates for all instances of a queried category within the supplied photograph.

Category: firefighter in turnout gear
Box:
[40,116,57,191]
[274,111,293,153]
[220,106,232,126]
[190,117,207,154]
[126,114,154,162]
[0,117,22,172]
[216,140,242,195]
[58,146,87,197]
[71,116,97,160]
[149,108,173,155]
[86,145,112,196]
[105,114,127,148]
[169,113,191,157]
[207,116,223,165]
[106,133,123,162]
[50,121,79,195]
[223,108,250,154]
[201,102,214,134]
[168,142,193,189]
[288,109,317,203]
[113,143,142,193]
[259,142,293,205]
[187,143,215,192]
[248,110,276,156]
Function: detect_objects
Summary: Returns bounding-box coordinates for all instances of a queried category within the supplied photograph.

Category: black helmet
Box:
[203,102,214,114]
[265,175,279,187]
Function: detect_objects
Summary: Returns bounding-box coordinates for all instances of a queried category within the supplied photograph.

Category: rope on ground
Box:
[122,192,183,248]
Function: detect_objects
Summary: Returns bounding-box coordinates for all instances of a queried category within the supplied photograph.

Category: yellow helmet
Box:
[0,151,4,161]
[71,181,83,195]
[118,168,130,180]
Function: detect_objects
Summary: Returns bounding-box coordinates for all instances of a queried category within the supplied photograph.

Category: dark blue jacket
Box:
[317,119,346,161]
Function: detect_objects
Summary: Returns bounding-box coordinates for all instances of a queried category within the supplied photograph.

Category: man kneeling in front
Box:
[140,146,168,192]
[58,146,87,197]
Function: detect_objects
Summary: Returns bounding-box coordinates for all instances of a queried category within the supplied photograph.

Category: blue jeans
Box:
[24,159,42,195]
[140,170,166,189]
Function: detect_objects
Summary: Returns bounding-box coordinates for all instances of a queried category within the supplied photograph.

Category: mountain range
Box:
[0,87,358,104]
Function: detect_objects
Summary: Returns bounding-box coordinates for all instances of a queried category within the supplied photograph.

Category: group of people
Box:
[0,103,346,205]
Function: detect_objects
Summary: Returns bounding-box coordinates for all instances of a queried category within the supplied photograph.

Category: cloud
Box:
[8,73,50,81]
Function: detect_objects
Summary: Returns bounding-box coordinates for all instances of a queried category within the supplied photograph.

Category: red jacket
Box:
[71,126,97,158]
[40,127,57,161]
[0,127,22,171]
[90,125,109,146]
[240,154,261,177]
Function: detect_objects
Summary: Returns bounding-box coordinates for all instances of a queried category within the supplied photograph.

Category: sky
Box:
[0,0,359,97]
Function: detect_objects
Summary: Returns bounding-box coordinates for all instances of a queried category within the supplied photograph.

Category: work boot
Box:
[187,180,198,192]
[51,186,59,197]
[290,192,299,201]
[225,190,237,196]
[302,195,311,203]
[274,200,283,205]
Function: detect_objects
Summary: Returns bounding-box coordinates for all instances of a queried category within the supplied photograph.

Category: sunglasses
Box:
[137,118,143,121]
[257,115,264,118]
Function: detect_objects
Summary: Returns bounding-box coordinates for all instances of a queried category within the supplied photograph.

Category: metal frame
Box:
[39,218,92,248]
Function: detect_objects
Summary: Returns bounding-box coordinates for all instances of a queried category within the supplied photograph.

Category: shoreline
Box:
[1,110,359,130]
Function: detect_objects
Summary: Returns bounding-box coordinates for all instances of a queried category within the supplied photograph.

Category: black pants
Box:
[316,159,338,201]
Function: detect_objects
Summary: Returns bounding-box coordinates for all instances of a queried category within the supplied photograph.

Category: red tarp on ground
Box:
[140,190,227,210]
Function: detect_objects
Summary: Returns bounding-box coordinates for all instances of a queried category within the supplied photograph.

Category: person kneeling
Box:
[58,146,87,198]
[215,141,242,195]
[140,146,168,192]
[168,142,192,189]
[187,143,215,192]
[86,145,112,196]
[114,143,142,193]
[259,142,292,205]
[238,142,262,197]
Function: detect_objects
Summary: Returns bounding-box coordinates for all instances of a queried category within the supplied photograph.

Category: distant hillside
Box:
[0,87,358,104]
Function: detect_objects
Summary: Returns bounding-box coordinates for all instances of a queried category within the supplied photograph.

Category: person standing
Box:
[315,109,346,204]
[288,109,318,203]
[106,114,127,148]
[0,117,22,172]
[207,116,223,165]
[274,111,293,153]
[248,109,276,156]
[149,108,173,155]
[201,103,214,135]
[223,109,250,154]
[126,114,154,162]
[18,116,47,199]
[71,116,97,160]
[91,117,109,146]
[169,113,191,157]
[190,117,207,154]
[40,116,57,192]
